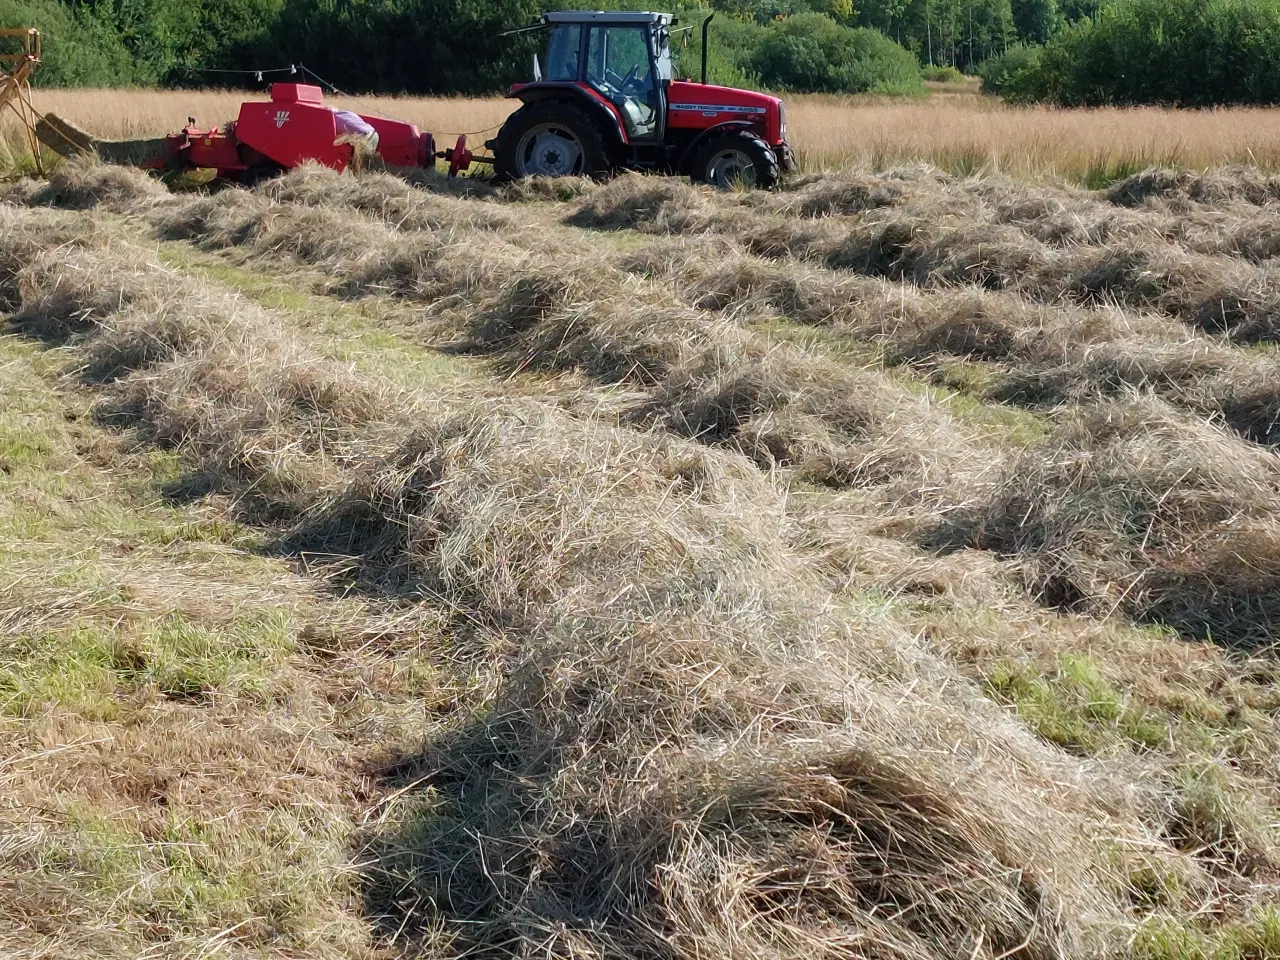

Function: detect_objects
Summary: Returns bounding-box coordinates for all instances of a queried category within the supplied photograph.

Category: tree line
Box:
[982,0,1280,106]
[2,0,1069,94]
[5,0,1280,107]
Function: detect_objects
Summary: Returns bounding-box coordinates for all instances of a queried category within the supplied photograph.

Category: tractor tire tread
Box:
[690,129,780,190]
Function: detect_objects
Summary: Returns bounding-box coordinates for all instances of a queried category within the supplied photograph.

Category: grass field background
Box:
[10,82,1280,182]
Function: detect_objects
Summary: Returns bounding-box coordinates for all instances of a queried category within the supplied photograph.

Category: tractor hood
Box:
[666,80,786,145]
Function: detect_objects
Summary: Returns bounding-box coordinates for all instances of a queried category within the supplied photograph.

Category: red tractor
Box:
[488,11,795,188]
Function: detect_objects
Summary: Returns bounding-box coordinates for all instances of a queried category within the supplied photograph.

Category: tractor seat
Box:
[617,96,657,140]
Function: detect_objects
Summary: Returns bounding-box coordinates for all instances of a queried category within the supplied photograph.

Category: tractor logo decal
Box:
[669,103,767,115]
[274,110,290,128]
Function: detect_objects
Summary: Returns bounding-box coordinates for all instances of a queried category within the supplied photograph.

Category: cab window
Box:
[585,26,652,96]
[544,24,582,81]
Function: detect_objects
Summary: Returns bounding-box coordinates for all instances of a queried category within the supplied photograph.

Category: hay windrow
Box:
[142,177,998,494]
[1108,166,1280,208]
[297,406,1136,960]
[6,161,1280,960]
[2,200,1209,960]
[7,154,169,212]
[954,396,1280,648]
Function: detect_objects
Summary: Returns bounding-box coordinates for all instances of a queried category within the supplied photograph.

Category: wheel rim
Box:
[706,148,757,189]
[515,124,584,177]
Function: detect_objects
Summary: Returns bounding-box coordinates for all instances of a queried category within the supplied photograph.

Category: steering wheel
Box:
[618,65,640,92]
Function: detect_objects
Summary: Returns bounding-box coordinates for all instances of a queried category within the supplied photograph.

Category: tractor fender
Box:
[674,120,758,175]
[506,83,629,154]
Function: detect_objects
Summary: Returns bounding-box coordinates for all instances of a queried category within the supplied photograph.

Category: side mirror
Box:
[533,53,542,82]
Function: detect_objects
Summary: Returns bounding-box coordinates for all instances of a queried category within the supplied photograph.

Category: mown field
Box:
[3,143,1280,960]
[13,85,1280,182]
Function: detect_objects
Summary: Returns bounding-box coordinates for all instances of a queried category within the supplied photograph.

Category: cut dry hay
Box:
[958,395,1280,649]
[1108,166,1280,208]
[4,154,169,212]
[758,171,911,217]
[148,180,995,494]
[567,174,724,234]
[263,162,520,233]
[564,175,1280,351]
[2,212,411,518]
[630,343,989,492]
[8,164,1280,960]
[3,200,1213,960]
[300,407,1139,960]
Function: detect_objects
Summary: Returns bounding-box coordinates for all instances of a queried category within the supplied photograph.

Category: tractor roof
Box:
[541,11,674,25]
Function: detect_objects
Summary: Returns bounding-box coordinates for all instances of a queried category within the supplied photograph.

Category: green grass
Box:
[0,327,414,954]
[759,318,1049,445]
[1078,153,1181,190]
[155,243,472,391]
[1133,909,1280,960]
[930,383,1050,445]
[986,652,1169,753]
[7,159,1280,959]
[44,798,358,948]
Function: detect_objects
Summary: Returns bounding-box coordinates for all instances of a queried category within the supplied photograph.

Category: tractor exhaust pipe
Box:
[701,13,714,85]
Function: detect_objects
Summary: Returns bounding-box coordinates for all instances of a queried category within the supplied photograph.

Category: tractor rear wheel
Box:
[691,130,780,190]
[493,101,611,181]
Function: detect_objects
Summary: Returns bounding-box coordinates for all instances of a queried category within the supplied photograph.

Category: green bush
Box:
[0,0,145,86]
[922,64,967,82]
[990,0,1280,106]
[750,12,923,94]
[670,9,766,88]
[978,43,1046,100]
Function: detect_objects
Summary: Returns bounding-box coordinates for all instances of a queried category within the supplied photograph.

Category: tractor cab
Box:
[491,9,794,188]
[537,11,673,141]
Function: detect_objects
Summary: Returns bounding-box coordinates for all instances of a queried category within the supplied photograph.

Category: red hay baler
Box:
[39,82,477,183]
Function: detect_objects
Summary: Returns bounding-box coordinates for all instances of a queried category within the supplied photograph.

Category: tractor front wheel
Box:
[691,130,780,190]
[493,101,611,181]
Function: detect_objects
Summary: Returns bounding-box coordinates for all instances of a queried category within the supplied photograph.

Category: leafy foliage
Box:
[854,0,1016,73]
[977,41,1043,98]
[985,0,1280,106]
[0,0,996,94]
[20,0,1276,101]
[258,0,541,96]
[0,0,143,85]
[922,63,966,81]
[750,12,924,93]
[1011,0,1059,42]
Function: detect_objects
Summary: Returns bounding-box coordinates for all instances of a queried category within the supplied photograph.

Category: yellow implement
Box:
[0,28,42,175]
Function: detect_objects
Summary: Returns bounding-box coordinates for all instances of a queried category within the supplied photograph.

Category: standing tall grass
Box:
[10,88,1280,182]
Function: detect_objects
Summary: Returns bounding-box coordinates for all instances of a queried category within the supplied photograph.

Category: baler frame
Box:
[0,28,43,176]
